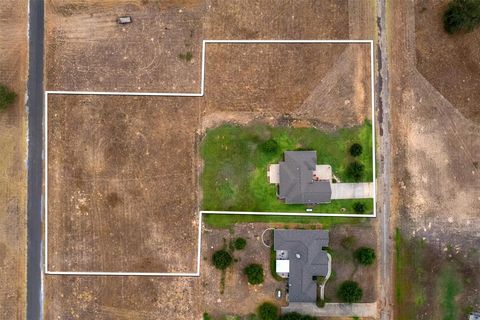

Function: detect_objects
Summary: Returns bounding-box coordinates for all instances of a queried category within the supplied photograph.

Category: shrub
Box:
[0,85,16,111]
[353,202,366,214]
[212,249,233,270]
[203,312,213,320]
[245,263,264,285]
[234,237,247,250]
[337,280,363,303]
[349,143,363,157]
[260,139,279,154]
[354,247,376,265]
[443,0,480,34]
[257,302,278,320]
[179,51,193,62]
[346,161,365,181]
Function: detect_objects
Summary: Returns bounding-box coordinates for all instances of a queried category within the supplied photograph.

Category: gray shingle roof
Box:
[278,151,331,204]
[274,229,329,303]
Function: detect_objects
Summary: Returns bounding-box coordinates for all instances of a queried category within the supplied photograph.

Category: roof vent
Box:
[296,253,301,259]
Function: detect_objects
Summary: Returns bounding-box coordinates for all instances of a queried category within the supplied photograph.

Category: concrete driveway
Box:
[331,182,374,199]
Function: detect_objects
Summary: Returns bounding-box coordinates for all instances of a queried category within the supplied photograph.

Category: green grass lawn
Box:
[203,214,367,229]
[200,121,374,217]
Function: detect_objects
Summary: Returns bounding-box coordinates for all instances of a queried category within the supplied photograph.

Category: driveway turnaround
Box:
[282,302,377,318]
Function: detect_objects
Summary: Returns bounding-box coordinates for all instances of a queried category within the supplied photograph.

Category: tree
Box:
[212,249,233,270]
[260,139,279,154]
[346,161,365,181]
[443,0,480,34]
[349,143,363,157]
[337,280,363,303]
[0,85,16,111]
[353,202,366,214]
[245,263,264,285]
[257,302,279,320]
[354,247,376,266]
[234,237,247,250]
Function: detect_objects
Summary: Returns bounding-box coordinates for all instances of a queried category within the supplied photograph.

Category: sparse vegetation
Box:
[349,143,363,157]
[178,51,193,62]
[354,247,376,265]
[234,237,247,250]
[337,280,363,303]
[212,249,233,270]
[245,263,264,285]
[341,235,357,250]
[0,84,16,111]
[443,0,480,34]
[257,302,279,320]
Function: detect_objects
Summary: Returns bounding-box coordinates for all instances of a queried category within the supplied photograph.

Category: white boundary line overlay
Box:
[45,39,376,276]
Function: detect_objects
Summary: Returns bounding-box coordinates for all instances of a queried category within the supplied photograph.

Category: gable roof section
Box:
[274,229,329,303]
[279,151,331,204]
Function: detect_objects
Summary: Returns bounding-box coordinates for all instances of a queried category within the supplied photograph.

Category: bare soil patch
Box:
[390,0,480,318]
[200,223,287,318]
[0,0,28,318]
[415,0,480,123]
[47,95,200,272]
[325,223,377,303]
[202,43,372,130]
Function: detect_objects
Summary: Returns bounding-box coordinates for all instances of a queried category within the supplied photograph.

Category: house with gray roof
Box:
[267,151,374,205]
[273,229,330,303]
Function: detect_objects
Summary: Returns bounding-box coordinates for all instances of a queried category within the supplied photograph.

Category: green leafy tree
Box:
[0,85,16,111]
[337,280,363,303]
[354,247,376,265]
[346,161,365,181]
[245,263,264,285]
[257,302,278,320]
[349,143,363,157]
[443,0,480,34]
[353,202,366,214]
[234,237,247,250]
[212,249,233,270]
[260,139,279,154]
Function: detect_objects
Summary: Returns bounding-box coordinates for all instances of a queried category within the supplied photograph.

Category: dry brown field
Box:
[44,0,376,319]
[47,95,200,272]
[390,0,480,318]
[0,0,28,319]
[415,0,480,124]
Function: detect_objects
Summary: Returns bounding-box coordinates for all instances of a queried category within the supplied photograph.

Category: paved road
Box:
[26,0,45,319]
[376,0,393,319]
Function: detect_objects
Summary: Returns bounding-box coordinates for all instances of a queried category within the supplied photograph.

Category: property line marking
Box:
[45,39,376,276]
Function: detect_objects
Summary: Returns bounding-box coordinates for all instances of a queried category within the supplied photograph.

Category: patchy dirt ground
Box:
[0,0,28,318]
[414,0,480,124]
[200,223,287,318]
[47,95,200,272]
[325,222,377,303]
[390,0,480,318]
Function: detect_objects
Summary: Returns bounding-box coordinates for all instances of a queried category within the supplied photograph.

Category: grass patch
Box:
[201,122,373,215]
[438,265,462,320]
[269,246,283,282]
[204,214,366,229]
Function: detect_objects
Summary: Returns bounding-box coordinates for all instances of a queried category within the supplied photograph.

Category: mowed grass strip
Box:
[200,121,373,216]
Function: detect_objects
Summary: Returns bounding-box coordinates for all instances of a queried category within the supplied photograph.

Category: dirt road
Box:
[376,0,393,319]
